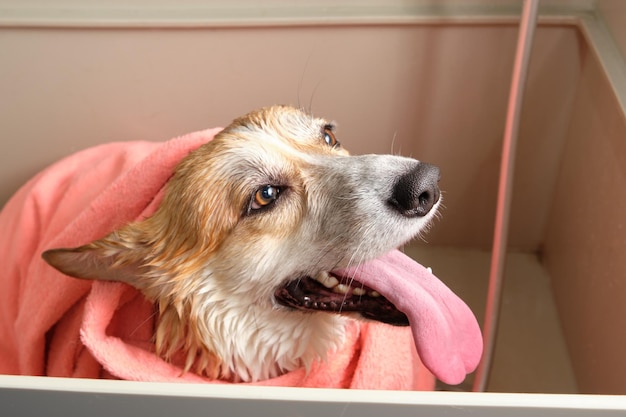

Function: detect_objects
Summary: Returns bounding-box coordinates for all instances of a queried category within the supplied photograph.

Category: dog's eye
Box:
[251,185,281,210]
[323,127,339,148]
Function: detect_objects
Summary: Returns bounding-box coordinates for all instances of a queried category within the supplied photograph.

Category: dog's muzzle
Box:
[388,163,440,218]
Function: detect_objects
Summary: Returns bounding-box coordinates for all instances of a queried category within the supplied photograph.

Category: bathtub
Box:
[1,0,626,414]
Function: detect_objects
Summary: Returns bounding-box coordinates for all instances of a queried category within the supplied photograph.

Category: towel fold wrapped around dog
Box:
[0,127,481,389]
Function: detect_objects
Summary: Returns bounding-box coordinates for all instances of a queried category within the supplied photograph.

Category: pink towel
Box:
[0,128,481,389]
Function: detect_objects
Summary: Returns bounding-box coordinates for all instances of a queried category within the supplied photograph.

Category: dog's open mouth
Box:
[274,271,409,326]
[274,250,483,386]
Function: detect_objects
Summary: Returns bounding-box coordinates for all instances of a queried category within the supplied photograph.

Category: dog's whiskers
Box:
[334,221,378,313]
[390,131,400,156]
[128,308,159,339]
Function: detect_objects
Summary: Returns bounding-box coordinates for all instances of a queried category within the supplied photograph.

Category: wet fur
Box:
[43,106,440,382]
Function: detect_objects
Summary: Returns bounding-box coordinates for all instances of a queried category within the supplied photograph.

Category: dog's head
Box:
[43,105,442,381]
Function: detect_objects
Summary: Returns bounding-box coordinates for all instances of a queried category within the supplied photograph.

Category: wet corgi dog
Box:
[43,105,441,382]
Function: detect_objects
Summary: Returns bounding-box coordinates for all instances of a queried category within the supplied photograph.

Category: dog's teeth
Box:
[369,291,381,297]
[333,284,350,294]
[315,271,339,289]
[426,267,433,274]
[352,287,366,296]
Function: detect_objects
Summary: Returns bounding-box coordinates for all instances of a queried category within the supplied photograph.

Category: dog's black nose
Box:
[389,163,440,217]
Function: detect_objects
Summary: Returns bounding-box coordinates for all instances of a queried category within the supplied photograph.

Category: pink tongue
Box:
[337,250,483,385]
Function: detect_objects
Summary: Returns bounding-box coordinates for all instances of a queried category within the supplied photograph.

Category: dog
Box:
[42,105,441,383]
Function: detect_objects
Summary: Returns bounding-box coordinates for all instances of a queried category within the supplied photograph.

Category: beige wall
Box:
[0,24,581,252]
[543,36,626,395]
[598,0,626,61]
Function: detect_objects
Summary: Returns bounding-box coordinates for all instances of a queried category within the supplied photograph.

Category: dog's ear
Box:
[42,227,146,288]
